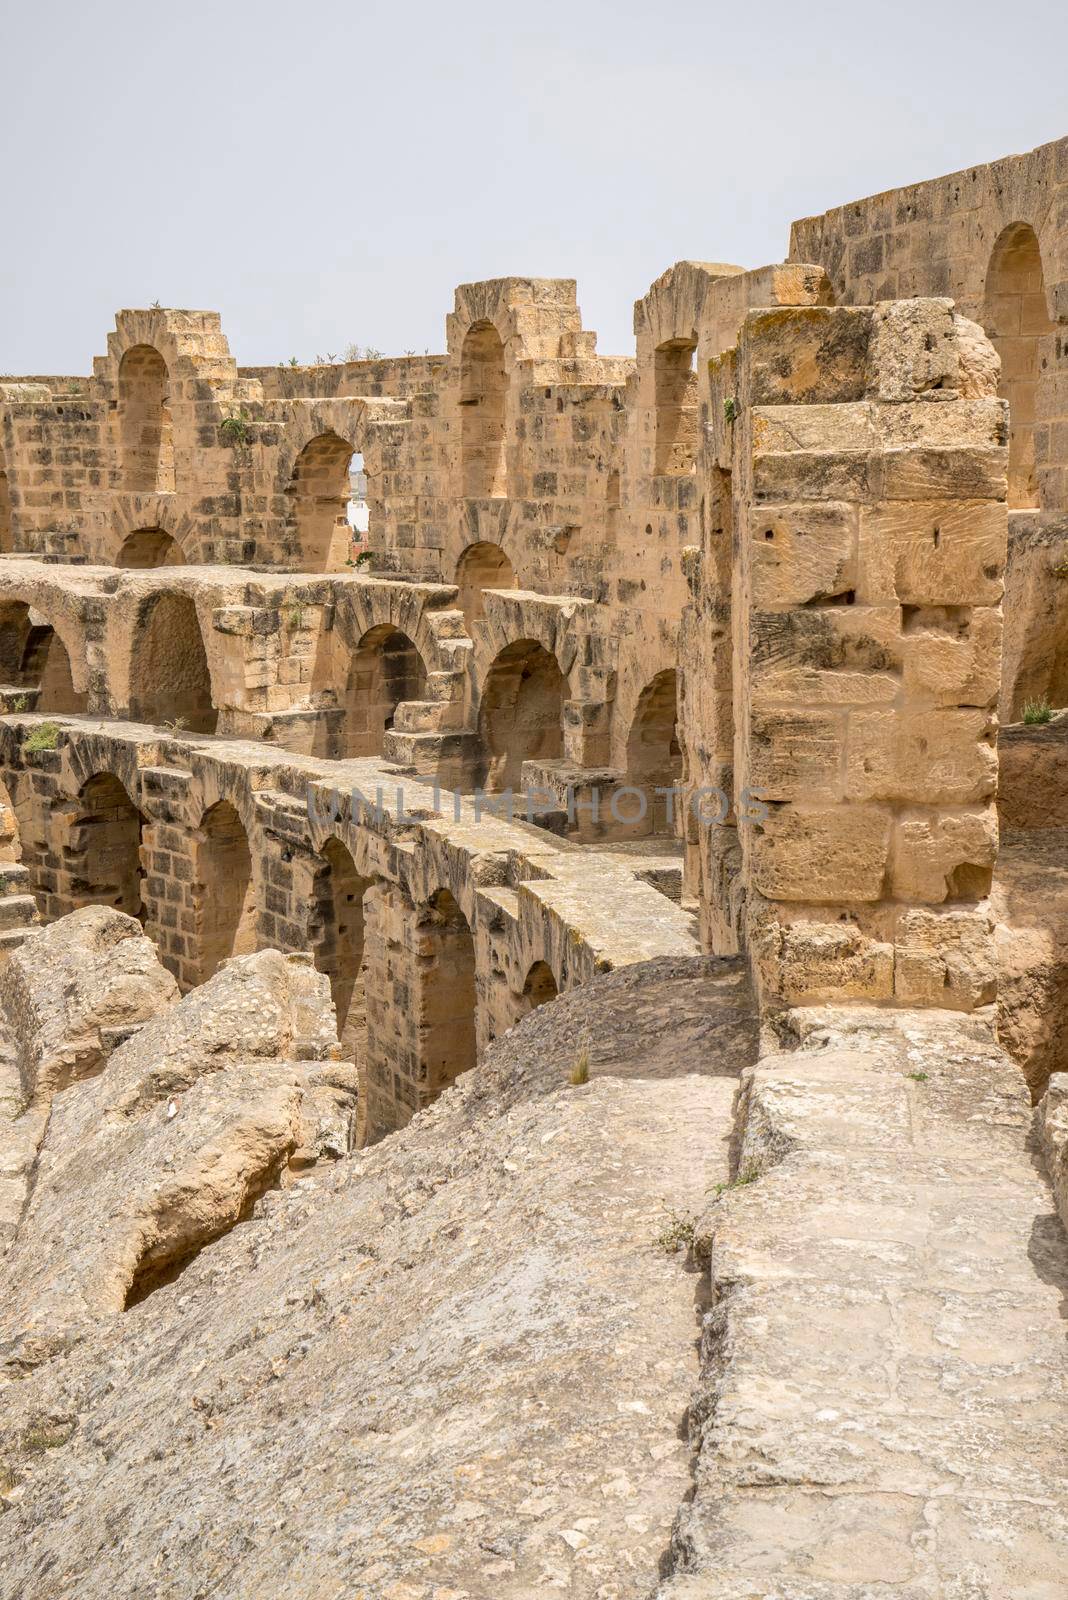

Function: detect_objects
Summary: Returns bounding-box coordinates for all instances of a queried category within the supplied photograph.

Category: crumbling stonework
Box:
[0,134,1067,1595]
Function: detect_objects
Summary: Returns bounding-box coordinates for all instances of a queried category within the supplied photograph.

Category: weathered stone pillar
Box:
[710,297,1008,1012]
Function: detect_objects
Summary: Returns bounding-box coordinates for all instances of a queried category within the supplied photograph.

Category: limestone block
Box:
[747,708,844,804]
[749,804,891,902]
[950,314,1004,399]
[894,906,997,1010]
[866,297,962,401]
[900,605,1002,708]
[0,905,179,1107]
[748,501,857,610]
[876,396,1007,449]
[857,498,1006,606]
[751,444,872,503]
[749,903,894,1005]
[879,443,1007,502]
[751,401,876,455]
[749,605,903,702]
[742,306,873,406]
[846,708,997,805]
[889,806,998,901]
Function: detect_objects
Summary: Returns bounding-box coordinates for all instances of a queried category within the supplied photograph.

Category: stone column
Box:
[717,297,1007,1012]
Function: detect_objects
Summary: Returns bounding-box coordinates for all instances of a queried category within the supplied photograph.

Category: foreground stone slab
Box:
[659,1007,1068,1598]
[0,906,178,1253]
[0,946,345,1371]
[0,956,752,1599]
[1,904,179,1108]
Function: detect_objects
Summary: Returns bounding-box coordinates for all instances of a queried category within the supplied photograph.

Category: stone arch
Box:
[654,335,698,475]
[118,345,175,494]
[0,599,87,713]
[286,431,357,571]
[312,837,373,1062]
[128,593,216,732]
[342,624,428,756]
[420,887,477,1100]
[477,639,566,790]
[116,527,185,568]
[461,322,508,498]
[983,223,1054,511]
[105,496,198,568]
[347,451,368,539]
[520,958,558,1014]
[626,668,682,836]
[68,772,145,920]
[194,800,256,983]
[455,541,516,628]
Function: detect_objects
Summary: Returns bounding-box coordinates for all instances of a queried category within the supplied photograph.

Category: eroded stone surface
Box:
[1,904,179,1108]
[0,955,753,1599]
[0,947,346,1370]
[992,829,1068,1097]
[659,1008,1068,1598]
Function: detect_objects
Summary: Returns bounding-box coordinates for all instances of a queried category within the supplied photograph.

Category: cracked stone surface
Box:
[0,954,754,1599]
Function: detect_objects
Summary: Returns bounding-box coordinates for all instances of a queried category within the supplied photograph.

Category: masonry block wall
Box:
[791,135,1068,719]
[0,720,698,1138]
[698,297,1008,1011]
[2,135,1067,1111]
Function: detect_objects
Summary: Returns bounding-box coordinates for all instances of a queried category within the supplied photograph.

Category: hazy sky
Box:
[4,0,1066,373]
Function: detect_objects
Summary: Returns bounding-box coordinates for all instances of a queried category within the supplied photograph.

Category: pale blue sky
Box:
[4,0,1066,373]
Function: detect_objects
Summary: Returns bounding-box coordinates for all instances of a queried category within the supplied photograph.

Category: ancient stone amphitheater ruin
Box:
[0,137,1067,1596]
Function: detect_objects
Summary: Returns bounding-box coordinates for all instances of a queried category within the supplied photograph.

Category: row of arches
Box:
[114,342,365,570]
[1,233,1057,574]
[0,586,681,831]
[8,770,561,1142]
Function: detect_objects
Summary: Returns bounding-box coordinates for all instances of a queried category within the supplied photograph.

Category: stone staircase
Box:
[0,863,41,954]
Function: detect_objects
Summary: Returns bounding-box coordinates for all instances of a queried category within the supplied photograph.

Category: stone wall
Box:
[0,172,1058,1089]
[0,715,697,1141]
[791,135,1068,717]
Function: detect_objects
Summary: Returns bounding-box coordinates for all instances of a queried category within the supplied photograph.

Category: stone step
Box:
[0,862,32,894]
[0,894,40,930]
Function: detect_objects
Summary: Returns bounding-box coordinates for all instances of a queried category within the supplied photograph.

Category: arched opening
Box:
[654,336,698,475]
[0,601,86,713]
[347,451,368,541]
[520,958,558,1015]
[477,639,566,790]
[118,345,175,494]
[69,773,145,920]
[35,629,84,714]
[286,432,357,572]
[460,322,508,498]
[983,224,1054,511]
[419,888,477,1100]
[0,464,12,553]
[343,625,427,756]
[455,541,516,629]
[626,669,682,836]
[129,593,216,732]
[313,838,372,1061]
[194,800,256,982]
[116,528,185,568]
